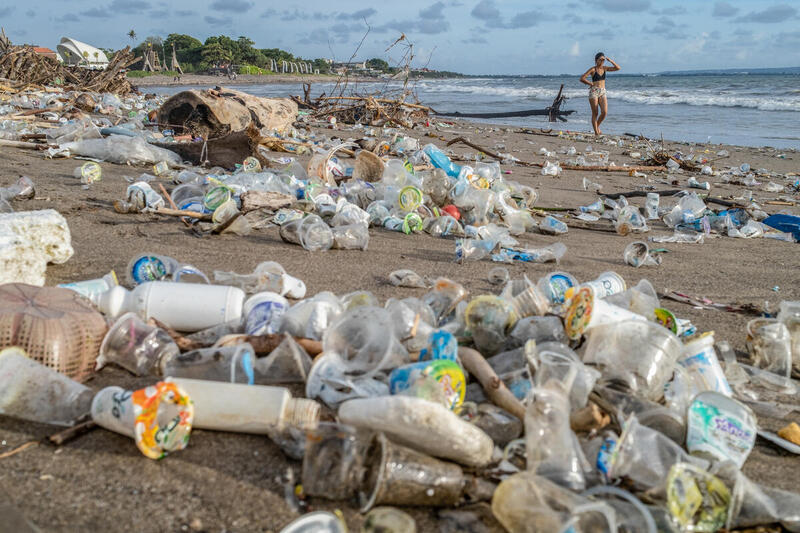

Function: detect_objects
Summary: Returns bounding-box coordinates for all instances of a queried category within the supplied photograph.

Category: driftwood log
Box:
[458,346,525,420]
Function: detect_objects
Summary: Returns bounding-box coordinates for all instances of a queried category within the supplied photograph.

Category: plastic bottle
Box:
[0,347,93,426]
[423,144,462,178]
[338,396,494,467]
[645,193,659,220]
[94,281,245,332]
[58,271,118,301]
[166,377,320,432]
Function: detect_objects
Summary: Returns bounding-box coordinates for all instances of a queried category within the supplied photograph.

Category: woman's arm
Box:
[580,68,594,86]
[605,57,621,72]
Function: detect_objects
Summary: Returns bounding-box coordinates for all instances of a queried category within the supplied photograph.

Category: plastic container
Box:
[166,377,320,433]
[537,271,578,309]
[583,319,682,401]
[686,391,756,468]
[533,342,599,410]
[97,312,179,376]
[254,335,313,385]
[580,271,626,299]
[338,396,494,468]
[746,318,792,377]
[0,347,93,426]
[95,282,245,332]
[159,344,255,384]
[126,253,179,285]
[91,382,194,460]
[388,359,466,410]
[623,241,661,268]
[464,295,517,355]
[564,287,647,341]
[359,433,465,512]
[0,284,108,382]
[213,261,306,298]
[679,333,733,396]
[58,271,118,301]
[243,292,288,336]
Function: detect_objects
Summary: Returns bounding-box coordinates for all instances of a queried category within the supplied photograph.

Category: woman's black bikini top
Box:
[591,68,606,82]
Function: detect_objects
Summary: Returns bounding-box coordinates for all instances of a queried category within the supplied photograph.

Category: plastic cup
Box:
[90,382,194,460]
[679,334,733,396]
[564,287,647,341]
[97,312,180,376]
[0,347,93,426]
[510,284,550,318]
[170,183,204,208]
[362,507,417,533]
[465,295,517,355]
[582,319,682,401]
[623,241,661,268]
[126,253,179,285]
[746,318,792,377]
[159,343,255,384]
[359,433,464,512]
[244,291,289,336]
[279,512,346,533]
[301,422,372,500]
[583,271,626,298]
[537,271,578,308]
[686,391,756,468]
[388,359,466,410]
[299,215,334,251]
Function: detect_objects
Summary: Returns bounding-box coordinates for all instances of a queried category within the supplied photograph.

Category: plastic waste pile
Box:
[3,257,800,532]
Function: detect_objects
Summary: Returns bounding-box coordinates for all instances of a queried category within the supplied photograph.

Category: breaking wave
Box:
[416,80,800,112]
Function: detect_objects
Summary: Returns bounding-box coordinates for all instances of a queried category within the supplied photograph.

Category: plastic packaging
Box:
[58,271,118,301]
[645,193,660,220]
[582,319,682,401]
[624,241,661,267]
[61,135,181,165]
[525,382,587,491]
[666,463,730,532]
[213,261,306,299]
[95,282,245,332]
[301,422,371,500]
[532,342,600,410]
[96,312,179,376]
[0,347,93,426]
[243,292,288,335]
[338,396,494,467]
[678,334,733,396]
[389,359,466,410]
[167,377,320,433]
[564,287,647,341]
[539,215,568,235]
[464,295,517,355]
[686,391,756,467]
[160,344,255,384]
[423,143,462,178]
[91,382,194,459]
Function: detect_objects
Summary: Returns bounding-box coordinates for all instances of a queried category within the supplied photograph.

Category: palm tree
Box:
[127,29,136,44]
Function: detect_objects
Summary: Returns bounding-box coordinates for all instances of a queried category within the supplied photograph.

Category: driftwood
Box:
[438,84,574,123]
[458,346,525,420]
[0,45,137,95]
[298,88,431,128]
[154,207,212,221]
[240,191,294,213]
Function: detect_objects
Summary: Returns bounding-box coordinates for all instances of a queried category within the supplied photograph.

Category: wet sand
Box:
[0,117,798,531]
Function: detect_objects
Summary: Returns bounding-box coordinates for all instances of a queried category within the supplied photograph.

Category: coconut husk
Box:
[353,150,385,182]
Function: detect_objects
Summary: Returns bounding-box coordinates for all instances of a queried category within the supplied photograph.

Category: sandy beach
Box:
[1,106,798,531]
[132,73,374,88]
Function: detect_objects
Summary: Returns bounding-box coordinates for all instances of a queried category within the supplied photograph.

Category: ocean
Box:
[149,73,800,149]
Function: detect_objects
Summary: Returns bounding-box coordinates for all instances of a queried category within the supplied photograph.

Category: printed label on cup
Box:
[686,391,755,468]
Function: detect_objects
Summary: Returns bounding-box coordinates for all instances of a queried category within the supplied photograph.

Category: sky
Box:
[2,0,799,74]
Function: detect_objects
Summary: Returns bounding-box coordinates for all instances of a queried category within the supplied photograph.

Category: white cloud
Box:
[570,41,580,56]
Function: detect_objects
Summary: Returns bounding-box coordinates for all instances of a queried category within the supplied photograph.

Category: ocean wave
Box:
[416,82,800,111]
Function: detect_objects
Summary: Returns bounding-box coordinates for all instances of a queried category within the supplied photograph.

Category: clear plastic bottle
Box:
[160,344,255,384]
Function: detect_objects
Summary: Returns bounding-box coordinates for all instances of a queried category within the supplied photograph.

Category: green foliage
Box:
[366,58,390,71]
[126,70,181,78]
[201,41,233,66]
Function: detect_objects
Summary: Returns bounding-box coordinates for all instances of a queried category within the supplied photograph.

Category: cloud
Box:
[62,13,80,22]
[734,4,797,23]
[653,6,686,15]
[643,16,686,39]
[25,9,35,17]
[336,8,376,20]
[591,0,651,12]
[712,1,739,17]
[570,41,580,56]
[463,36,488,44]
[563,13,585,24]
[175,10,193,16]
[210,0,253,12]
[420,2,446,19]
[204,15,233,25]
[376,3,450,35]
[109,0,149,14]
[470,0,549,29]
[0,7,14,17]
[149,9,169,18]
[80,8,111,18]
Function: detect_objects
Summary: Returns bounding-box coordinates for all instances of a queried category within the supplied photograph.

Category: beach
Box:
[132,73,374,88]
[1,93,799,531]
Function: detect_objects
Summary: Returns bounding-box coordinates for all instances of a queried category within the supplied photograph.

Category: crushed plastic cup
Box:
[615,206,648,235]
[203,186,232,211]
[359,433,465,512]
[299,215,334,251]
[126,252,179,285]
[624,241,661,267]
[464,295,517,355]
[388,269,428,288]
[525,382,587,491]
[332,223,369,250]
[532,342,600,409]
[605,279,660,319]
[159,343,255,384]
[582,319,682,401]
[537,271,578,310]
[96,312,180,376]
[666,463,730,532]
[539,215,568,235]
[90,382,194,460]
[301,422,372,500]
[645,192,660,220]
[214,261,306,298]
[279,512,346,533]
[0,347,93,426]
[678,333,733,396]
[73,161,102,184]
[254,335,312,384]
[362,507,417,533]
[488,267,510,285]
[244,291,288,336]
[746,318,792,377]
[686,391,756,468]
[777,301,800,371]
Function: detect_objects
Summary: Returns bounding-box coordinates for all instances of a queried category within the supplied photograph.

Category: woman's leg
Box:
[589,96,599,135]
[596,95,608,134]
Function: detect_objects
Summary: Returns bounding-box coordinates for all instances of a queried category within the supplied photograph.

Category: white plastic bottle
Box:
[166,377,320,433]
[94,281,244,332]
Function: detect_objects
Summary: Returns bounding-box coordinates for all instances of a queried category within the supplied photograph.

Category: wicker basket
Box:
[0,284,108,382]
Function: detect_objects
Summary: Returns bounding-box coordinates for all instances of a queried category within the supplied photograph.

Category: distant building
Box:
[32,47,57,60]
[56,37,109,69]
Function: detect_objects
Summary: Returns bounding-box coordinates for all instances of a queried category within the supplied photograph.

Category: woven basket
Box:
[0,284,108,382]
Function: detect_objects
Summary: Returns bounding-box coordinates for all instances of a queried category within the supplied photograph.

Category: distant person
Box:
[580,52,620,135]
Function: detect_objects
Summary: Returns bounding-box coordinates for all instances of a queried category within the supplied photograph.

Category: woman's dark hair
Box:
[595,52,605,61]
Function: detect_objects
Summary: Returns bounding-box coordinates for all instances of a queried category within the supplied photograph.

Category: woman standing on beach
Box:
[580,52,620,135]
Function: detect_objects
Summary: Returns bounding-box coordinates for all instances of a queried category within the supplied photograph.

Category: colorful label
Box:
[666,463,730,532]
[543,273,576,304]
[655,308,678,333]
[596,436,617,482]
[132,382,194,460]
[389,359,466,410]
[246,300,287,335]
[586,273,625,298]
[565,287,594,340]
[686,393,755,468]
[419,330,458,362]
[242,156,261,172]
[130,255,169,284]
